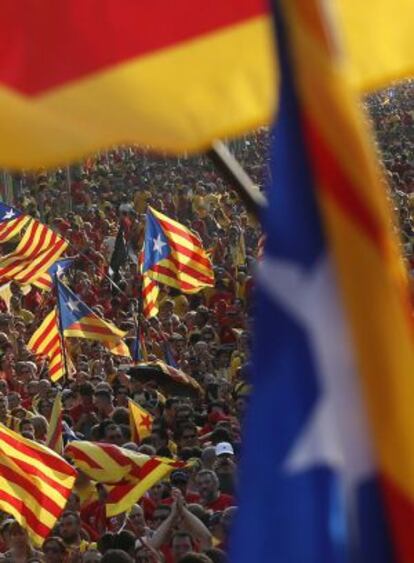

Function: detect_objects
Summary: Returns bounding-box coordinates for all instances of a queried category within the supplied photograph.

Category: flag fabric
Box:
[0,423,76,546]
[143,207,214,293]
[231,1,414,562]
[33,258,74,292]
[0,202,30,242]
[27,309,65,382]
[150,360,203,395]
[46,394,63,455]
[109,224,128,280]
[0,218,68,285]
[56,279,127,345]
[0,1,275,169]
[128,399,153,443]
[163,340,178,369]
[65,441,182,516]
[141,273,159,319]
[132,326,148,363]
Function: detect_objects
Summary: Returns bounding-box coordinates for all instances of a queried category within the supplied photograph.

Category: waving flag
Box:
[0,219,68,284]
[33,258,74,292]
[28,309,65,382]
[0,203,30,242]
[0,423,76,546]
[143,207,214,293]
[231,1,414,562]
[141,274,159,319]
[65,441,182,516]
[129,399,153,443]
[56,279,127,350]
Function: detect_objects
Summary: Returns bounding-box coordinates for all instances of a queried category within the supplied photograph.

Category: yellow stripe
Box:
[0,16,275,169]
[0,499,44,546]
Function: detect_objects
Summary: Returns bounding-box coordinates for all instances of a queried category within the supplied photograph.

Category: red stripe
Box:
[0,489,51,539]
[0,216,25,241]
[149,264,195,291]
[157,215,204,248]
[65,445,103,470]
[66,320,119,337]
[0,0,268,95]
[168,238,212,270]
[47,414,62,450]
[98,443,132,468]
[381,475,414,563]
[0,221,47,276]
[168,254,214,284]
[30,315,58,351]
[0,461,64,518]
[5,454,71,498]
[0,427,75,476]
[17,239,66,283]
[303,113,387,253]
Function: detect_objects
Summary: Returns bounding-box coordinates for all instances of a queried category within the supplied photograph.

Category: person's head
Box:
[37,379,52,398]
[8,521,29,552]
[31,415,49,440]
[7,391,21,411]
[219,506,237,538]
[79,382,94,405]
[94,389,113,413]
[59,511,81,545]
[101,550,133,563]
[101,421,124,446]
[0,379,8,396]
[127,504,146,536]
[42,536,67,563]
[176,423,199,450]
[151,504,172,530]
[203,548,228,563]
[19,417,35,436]
[170,470,190,495]
[82,549,102,562]
[177,554,213,563]
[196,470,220,503]
[37,398,53,419]
[201,446,217,470]
[0,394,8,417]
[171,532,194,562]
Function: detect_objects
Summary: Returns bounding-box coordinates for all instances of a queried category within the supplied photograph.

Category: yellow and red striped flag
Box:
[0,203,31,243]
[46,394,63,455]
[143,207,214,293]
[142,273,159,319]
[28,309,65,382]
[0,423,76,546]
[128,399,153,443]
[0,219,68,285]
[65,441,182,516]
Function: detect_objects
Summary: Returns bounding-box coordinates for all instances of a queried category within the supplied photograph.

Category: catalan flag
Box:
[46,394,63,455]
[232,1,414,562]
[0,218,68,285]
[143,207,214,293]
[128,399,153,443]
[141,273,159,319]
[33,258,74,292]
[56,278,128,348]
[0,423,76,546]
[28,309,65,382]
[0,203,30,243]
[65,441,182,516]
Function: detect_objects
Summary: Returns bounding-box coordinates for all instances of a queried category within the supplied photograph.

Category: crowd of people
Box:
[0,131,266,562]
[0,79,410,562]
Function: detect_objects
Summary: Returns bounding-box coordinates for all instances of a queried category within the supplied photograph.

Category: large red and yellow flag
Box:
[0,219,68,285]
[0,423,76,546]
[65,441,182,516]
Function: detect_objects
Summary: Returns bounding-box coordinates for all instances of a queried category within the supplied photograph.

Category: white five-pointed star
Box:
[56,264,64,276]
[153,234,167,254]
[67,298,80,313]
[257,255,374,487]
[2,209,15,220]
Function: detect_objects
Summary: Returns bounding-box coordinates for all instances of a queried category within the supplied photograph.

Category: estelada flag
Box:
[128,399,153,443]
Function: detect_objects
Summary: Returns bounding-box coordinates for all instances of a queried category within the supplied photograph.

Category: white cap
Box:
[215,441,234,456]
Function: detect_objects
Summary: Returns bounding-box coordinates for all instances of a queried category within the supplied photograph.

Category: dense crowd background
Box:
[0,80,410,563]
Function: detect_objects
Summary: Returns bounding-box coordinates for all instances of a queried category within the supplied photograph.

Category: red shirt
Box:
[204,493,235,512]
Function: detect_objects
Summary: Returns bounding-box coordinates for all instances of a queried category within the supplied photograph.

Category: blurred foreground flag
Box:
[0,203,30,243]
[0,0,275,169]
[231,1,414,563]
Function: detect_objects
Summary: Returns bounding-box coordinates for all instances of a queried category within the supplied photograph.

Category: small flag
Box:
[28,309,65,382]
[132,326,147,363]
[163,340,178,369]
[143,207,214,293]
[0,218,68,285]
[56,279,127,349]
[33,258,74,292]
[46,394,63,455]
[141,273,159,319]
[0,203,30,243]
[65,441,182,517]
[109,224,128,280]
[0,423,76,546]
[128,399,153,443]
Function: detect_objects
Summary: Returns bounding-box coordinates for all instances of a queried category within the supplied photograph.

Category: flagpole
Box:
[53,274,70,383]
[207,140,267,218]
